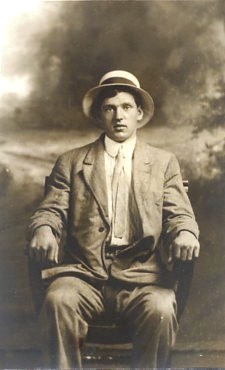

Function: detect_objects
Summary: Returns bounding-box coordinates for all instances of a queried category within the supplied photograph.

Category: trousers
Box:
[40,275,178,368]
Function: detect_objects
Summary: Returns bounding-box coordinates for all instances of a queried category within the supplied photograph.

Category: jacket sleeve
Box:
[162,153,199,247]
[27,153,71,241]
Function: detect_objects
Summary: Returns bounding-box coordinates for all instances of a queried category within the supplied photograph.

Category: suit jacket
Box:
[28,134,199,286]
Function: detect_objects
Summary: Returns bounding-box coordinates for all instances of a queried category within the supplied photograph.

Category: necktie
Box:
[112,146,126,238]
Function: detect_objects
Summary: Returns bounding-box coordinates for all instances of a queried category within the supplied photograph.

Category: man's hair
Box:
[90,86,143,120]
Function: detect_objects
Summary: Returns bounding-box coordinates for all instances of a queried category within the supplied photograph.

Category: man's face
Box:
[99,91,143,142]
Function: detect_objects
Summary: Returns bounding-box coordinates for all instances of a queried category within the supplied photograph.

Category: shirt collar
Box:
[104,134,136,159]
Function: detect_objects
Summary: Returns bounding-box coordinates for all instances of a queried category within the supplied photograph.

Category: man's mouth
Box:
[113,124,127,130]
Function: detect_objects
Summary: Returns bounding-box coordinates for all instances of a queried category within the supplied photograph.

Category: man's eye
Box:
[103,106,113,112]
[123,105,131,111]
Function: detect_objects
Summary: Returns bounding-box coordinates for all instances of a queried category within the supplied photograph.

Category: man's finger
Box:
[168,244,173,263]
[174,244,181,259]
[46,243,59,265]
[47,245,57,266]
[54,244,59,264]
[194,245,200,258]
[180,247,188,261]
[187,246,194,260]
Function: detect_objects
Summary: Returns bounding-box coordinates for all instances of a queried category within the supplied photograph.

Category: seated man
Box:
[27,70,200,368]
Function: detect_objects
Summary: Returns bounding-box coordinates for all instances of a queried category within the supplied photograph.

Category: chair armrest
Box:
[174,259,195,321]
[27,257,45,314]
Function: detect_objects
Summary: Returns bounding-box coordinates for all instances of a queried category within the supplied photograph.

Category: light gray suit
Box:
[29,134,199,368]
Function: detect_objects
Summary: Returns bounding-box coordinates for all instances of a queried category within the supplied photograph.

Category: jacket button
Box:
[98,227,104,232]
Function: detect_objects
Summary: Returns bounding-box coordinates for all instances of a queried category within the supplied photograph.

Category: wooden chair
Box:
[27,178,194,366]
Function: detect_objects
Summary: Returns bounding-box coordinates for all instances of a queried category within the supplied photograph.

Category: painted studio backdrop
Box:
[0,0,225,365]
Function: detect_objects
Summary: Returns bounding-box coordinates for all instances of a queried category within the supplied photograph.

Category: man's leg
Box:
[116,284,178,368]
[39,276,105,369]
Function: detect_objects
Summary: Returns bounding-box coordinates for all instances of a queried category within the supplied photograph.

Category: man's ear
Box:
[137,107,144,121]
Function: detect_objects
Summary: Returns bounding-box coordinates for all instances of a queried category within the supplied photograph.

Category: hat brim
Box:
[82,83,154,129]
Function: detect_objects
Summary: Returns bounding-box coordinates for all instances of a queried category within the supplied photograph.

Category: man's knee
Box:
[152,291,176,320]
[42,277,79,314]
[139,288,177,326]
[44,286,74,313]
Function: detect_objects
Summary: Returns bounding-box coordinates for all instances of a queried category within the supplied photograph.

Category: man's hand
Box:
[29,225,59,267]
[168,230,200,263]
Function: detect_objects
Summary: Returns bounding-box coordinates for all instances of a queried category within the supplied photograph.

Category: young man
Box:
[28,70,200,368]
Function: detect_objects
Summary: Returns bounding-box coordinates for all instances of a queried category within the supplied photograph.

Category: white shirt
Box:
[104,135,136,245]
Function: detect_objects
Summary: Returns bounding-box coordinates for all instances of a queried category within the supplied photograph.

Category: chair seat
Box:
[87,317,131,344]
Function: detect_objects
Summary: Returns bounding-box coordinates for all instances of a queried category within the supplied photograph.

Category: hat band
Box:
[100,77,137,87]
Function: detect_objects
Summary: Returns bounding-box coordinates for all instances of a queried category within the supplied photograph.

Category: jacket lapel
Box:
[82,136,110,225]
[132,139,153,214]
[82,136,153,228]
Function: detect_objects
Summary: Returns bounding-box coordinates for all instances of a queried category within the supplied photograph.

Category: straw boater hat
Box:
[82,70,154,128]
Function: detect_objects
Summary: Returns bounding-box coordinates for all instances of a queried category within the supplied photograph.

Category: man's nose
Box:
[115,107,123,121]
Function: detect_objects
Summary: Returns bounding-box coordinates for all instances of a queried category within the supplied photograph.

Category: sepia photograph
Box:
[0,0,225,368]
